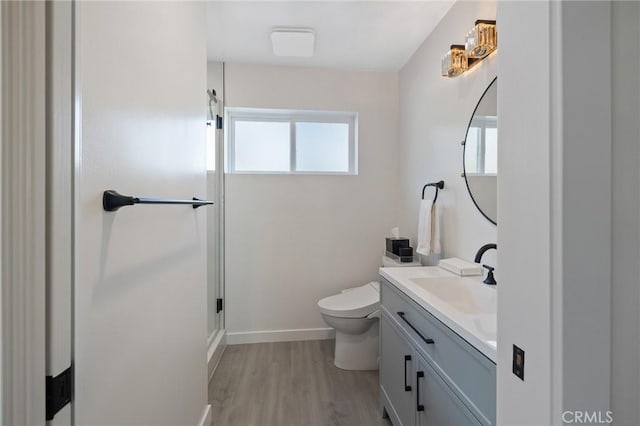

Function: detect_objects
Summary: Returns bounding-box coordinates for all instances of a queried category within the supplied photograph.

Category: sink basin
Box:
[409,276,496,315]
[380,266,498,361]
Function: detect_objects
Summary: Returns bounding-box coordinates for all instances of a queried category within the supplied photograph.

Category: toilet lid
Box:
[318,282,380,318]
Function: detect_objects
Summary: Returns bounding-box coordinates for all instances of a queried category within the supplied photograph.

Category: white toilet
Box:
[318,281,380,371]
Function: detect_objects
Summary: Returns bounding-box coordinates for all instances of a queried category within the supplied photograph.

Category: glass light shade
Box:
[465,20,497,59]
[441,45,468,77]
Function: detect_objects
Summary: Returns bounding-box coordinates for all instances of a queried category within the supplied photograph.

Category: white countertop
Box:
[381,255,421,267]
[379,266,497,362]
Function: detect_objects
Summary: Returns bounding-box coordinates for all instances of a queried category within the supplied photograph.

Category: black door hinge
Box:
[216,115,223,130]
[46,365,73,421]
[216,298,223,313]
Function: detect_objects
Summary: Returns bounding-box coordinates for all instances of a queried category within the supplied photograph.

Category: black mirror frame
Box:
[462,76,498,226]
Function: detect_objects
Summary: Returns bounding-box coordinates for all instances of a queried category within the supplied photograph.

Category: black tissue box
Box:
[398,247,413,257]
[386,238,410,256]
[385,247,414,263]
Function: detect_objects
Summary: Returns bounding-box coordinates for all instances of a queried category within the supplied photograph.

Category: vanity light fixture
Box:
[465,20,497,59]
[441,45,469,77]
[442,19,497,78]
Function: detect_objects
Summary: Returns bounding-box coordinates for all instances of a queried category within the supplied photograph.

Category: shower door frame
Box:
[206,64,227,378]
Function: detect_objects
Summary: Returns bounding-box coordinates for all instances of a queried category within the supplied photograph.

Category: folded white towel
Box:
[438,257,482,276]
[416,200,441,256]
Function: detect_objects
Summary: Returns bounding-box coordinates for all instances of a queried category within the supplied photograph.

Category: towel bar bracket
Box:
[421,180,445,202]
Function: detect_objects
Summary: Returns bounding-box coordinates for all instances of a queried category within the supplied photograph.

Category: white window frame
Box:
[225,107,358,175]
[466,115,497,177]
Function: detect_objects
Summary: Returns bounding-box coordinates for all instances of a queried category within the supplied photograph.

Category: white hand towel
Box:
[417,200,441,256]
[432,203,441,254]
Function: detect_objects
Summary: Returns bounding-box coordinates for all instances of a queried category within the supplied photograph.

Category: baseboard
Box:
[226,328,335,345]
[197,404,212,426]
[207,329,226,380]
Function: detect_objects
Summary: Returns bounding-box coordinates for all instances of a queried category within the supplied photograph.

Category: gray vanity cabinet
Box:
[380,278,496,426]
[416,353,480,426]
[381,311,417,426]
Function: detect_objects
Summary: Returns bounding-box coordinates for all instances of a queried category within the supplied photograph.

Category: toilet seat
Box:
[318,282,380,318]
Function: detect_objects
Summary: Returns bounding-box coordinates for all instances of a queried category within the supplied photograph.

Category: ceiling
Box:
[206,1,455,71]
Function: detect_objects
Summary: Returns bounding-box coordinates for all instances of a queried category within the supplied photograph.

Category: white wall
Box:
[498,1,612,424]
[611,2,640,425]
[398,1,497,268]
[223,63,399,342]
[558,2,611,417]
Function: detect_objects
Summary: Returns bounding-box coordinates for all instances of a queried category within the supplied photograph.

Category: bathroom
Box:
[2,1,638,426]
[204,2,499,424]
[204,1,627,425]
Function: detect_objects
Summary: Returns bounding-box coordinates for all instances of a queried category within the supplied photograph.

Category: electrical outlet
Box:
[512,345,525,381]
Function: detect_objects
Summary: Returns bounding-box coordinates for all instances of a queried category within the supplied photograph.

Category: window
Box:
[464,115,497,175]
[226,108,357,174]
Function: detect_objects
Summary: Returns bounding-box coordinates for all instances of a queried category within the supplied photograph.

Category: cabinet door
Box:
[381,312,416,426]
[416,354,481,426]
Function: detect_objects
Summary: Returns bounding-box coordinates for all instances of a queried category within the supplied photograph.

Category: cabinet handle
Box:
[404,355,412,391]
[397,312,435,344]
[416,371,425,412]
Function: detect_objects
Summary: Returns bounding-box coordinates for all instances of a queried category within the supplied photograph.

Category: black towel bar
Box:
[421,180,445,202]
[103,190,213,212]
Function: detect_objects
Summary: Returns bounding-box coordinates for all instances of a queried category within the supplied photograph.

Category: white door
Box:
[73,2,209,425]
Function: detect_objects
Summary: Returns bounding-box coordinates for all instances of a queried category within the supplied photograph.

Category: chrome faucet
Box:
[474,243,497,285]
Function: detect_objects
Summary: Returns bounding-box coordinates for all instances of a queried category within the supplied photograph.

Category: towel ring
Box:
[421,180,445,203]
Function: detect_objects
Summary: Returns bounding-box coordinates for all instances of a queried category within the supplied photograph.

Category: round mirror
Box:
[463,78,497,225]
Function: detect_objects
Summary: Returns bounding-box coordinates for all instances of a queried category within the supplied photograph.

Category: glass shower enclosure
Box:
[206,62,225,370]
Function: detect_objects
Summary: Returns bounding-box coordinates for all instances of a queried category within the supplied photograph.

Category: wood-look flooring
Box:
[208,340,392,426]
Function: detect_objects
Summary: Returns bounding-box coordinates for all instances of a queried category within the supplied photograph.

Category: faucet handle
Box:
[482,264,497,285]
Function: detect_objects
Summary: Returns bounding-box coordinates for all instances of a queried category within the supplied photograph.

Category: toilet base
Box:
[333,320,379,371]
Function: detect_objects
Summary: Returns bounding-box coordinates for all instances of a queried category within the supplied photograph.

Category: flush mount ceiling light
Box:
[270,28,315,57]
